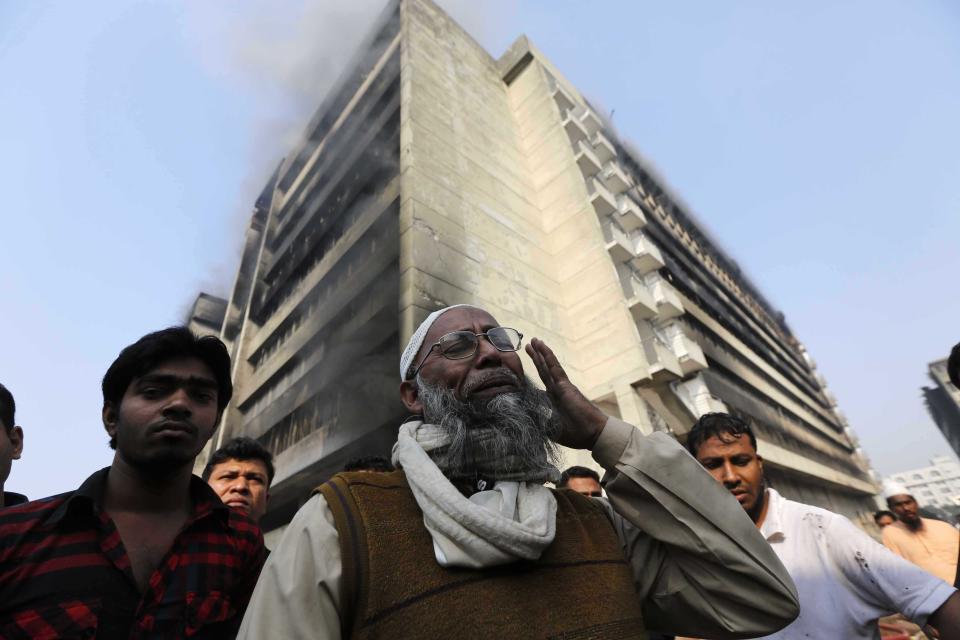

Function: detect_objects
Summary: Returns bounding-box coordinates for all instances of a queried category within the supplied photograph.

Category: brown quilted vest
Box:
[316,470,646,639]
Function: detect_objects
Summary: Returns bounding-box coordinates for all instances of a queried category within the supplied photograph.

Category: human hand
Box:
[525,338,608,450]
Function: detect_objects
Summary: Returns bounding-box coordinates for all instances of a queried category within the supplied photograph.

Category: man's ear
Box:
[399,380,423,414]
[8,426,23,460]
[102,402,118,440]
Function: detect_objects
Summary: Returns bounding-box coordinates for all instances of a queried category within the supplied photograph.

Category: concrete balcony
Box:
[630,234,665,274]
[646,337,683,383]
[575,140,602,178]
[824,389,838,407]
[588,177,617,216]
[643,272,684,318]
[615,194,646,232]
[562,110,590,144]
[579,105,603,136]
[550,81,575,113]
[601,161,631,194]
[601,218,635,264]
[591,131,616,163]
[661,322,708,375]
[676,374,727,417]
[618,267,657,320]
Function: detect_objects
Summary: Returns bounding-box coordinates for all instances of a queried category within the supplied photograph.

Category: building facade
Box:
[189,0,879,535]
[887,456,960,509]
[924,358,960,457]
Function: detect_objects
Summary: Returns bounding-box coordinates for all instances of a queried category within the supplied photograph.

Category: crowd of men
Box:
[0,310,958,638]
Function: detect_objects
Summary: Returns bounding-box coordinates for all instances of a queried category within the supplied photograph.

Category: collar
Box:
[45,466,231,529]
[2,491,28,507]
[758,487,786,541]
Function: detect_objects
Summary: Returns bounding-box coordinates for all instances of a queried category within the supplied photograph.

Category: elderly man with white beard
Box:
[238,305,800,639]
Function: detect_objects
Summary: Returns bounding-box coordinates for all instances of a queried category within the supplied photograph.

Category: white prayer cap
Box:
[400,304,477,380]
[882,479,910,499]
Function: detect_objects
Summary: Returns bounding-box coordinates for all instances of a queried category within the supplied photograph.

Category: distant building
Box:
[186,0,878,537]
[924,358,960,457]
[886,456,960,509]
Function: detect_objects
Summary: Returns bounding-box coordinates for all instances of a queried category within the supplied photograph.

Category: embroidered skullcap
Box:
[400,304,476,380]
[882,479,910,499]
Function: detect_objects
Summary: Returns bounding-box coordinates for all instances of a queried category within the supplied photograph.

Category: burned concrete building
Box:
[924,358,960,458]
[189,0,878,539]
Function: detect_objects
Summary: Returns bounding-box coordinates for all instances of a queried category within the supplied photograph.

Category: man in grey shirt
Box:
[240,305,800,638]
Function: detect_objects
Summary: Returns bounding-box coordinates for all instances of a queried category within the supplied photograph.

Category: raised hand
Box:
[525,338,608,450]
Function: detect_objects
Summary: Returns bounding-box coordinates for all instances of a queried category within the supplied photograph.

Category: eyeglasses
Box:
[408,327,523,380]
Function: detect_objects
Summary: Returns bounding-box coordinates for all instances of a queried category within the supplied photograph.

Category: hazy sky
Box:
[2,1,958,499]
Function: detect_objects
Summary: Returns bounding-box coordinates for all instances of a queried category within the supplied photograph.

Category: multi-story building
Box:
[189,0,879,538]
[886,456,960,509]
[924,358,960,457]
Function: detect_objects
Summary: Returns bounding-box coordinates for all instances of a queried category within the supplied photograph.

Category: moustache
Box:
[462,368,521,399]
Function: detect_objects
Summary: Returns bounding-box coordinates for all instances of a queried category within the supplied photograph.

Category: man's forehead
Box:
[424,307,500,343]
[697,433,755,456]
[213,458,268,475]
[138,357,217,384]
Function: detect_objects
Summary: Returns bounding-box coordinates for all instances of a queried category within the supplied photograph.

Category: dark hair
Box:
[948,342,960,389]
[343,456,394,473]
[873,510,897,524]
[686,412,758,458]
[102,327,233,448]
[558,465,600,488]
[0,383,14,432]
[202,437,275,484]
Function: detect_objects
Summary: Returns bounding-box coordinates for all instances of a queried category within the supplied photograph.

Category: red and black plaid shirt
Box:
[0,467,266,639]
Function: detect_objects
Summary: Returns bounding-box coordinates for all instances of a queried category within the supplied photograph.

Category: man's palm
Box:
[526,338,607,450]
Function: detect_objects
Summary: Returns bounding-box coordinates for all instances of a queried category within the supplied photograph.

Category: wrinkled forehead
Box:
[419,307,500,352]
[888,494,915,506]
[213,457,269,477]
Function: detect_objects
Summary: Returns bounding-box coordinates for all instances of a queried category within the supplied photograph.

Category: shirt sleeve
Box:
[592,417,800,638]
[827,514,956,625]
[236,494,342,639]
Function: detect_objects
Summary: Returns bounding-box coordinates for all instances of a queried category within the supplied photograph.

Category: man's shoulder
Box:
[922,517,959,535]
[0,491,73,524]
[777,494,848,531]
[883,521,911,538]
[2,491,28,507]
[0,492,75,557]
[223,507,263,537]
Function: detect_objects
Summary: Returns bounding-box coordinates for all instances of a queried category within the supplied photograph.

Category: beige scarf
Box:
[391,420,558,569]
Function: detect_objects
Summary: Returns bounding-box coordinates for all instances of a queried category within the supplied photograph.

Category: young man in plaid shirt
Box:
[0,327,266,639]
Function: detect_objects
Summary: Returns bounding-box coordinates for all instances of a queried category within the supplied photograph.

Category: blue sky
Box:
[1,1,958,499]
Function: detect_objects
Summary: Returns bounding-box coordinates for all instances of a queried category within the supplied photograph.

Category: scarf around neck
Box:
[391,420,558,569]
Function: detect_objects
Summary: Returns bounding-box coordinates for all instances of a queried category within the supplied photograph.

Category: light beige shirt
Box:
[238,418,800,638]
[883,517,959,584]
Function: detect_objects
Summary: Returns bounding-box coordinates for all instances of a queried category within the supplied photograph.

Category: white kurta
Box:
[753,488,955,639]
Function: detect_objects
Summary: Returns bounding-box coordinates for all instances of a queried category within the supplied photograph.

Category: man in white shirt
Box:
[686,412,960,639]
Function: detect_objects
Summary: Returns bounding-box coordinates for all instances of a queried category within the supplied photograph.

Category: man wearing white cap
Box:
[883,479,960,584]
[239,304,802,638]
